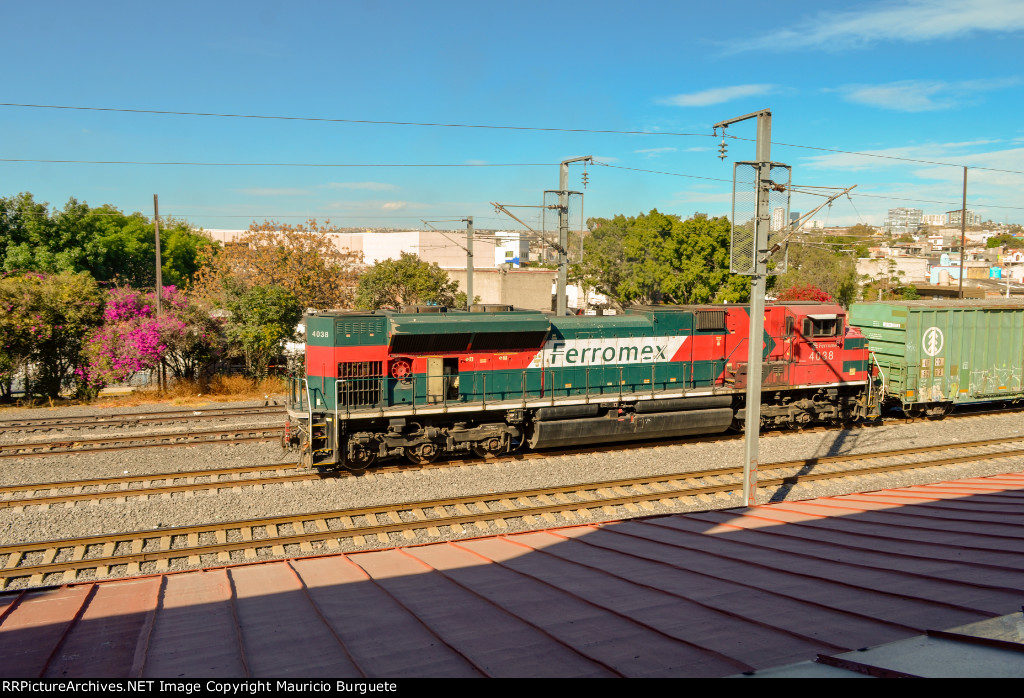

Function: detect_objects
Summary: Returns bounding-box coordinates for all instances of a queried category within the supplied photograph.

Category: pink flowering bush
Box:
[83,286,224,391]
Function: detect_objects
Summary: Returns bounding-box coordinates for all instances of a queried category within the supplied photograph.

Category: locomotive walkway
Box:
[1,469,1022,677]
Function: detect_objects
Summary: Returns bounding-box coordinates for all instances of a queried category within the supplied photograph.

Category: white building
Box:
[204,229,500,271]
[493,231,529,268]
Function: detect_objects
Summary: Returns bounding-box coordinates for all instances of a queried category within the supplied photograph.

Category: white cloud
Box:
[730,0,1024,52]
[836,78,1020,111]
[658,84,778,107]
[800,140,1014,172]
[381,201,408,211]
[633,147,677,158]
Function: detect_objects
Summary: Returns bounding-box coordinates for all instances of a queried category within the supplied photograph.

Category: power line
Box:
[0,158,556,168]
[5,101,1024,175]
[728,134,1024,176]
[592,161,731,183]
[0,102,711,138]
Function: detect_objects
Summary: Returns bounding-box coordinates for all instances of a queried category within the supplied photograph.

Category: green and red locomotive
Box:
[284,302,878,469]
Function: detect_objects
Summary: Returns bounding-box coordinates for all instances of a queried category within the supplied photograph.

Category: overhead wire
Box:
[4,100,1024,175]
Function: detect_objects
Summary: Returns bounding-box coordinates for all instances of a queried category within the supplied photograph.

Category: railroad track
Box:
[0,404,284,432]
[0,426,286,459]
[4,431,1024,510]
[3,435,1023,589]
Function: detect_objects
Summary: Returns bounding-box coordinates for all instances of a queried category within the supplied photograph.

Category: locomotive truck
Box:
[284,302,878,470]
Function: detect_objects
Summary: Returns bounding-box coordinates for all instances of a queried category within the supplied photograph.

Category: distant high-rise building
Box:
[946,209,982,226]
[921,214,945,226]
[772,207,786,231]
[883,208,923,235]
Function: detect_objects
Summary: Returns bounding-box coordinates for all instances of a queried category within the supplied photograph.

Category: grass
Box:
[0,376,288,411]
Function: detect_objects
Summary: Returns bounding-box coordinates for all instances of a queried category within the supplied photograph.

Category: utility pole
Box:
[153,195,162,317]
[153,194,165,392]
[958,167,967,299]
[421,217,474,309]
[713,109,773,507]
[557,156,592,316]
[465,216,474,309]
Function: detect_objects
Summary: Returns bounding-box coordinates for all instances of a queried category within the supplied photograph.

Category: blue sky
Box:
[3,0,1024,233]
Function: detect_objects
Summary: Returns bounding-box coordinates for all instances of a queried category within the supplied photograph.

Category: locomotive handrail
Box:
[302,378,313,428]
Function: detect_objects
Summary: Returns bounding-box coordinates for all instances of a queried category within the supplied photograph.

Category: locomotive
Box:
[283,302,878,470]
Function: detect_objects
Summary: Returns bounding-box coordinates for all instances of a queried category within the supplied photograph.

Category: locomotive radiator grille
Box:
[338,361,383,407]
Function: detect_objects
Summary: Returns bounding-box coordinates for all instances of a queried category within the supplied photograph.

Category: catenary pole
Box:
[958,167,967,299]
[713,109,772,507]
[557,157,592,316]
[465,216,473,309]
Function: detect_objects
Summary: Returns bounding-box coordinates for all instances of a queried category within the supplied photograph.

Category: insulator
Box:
[581,171,589,188]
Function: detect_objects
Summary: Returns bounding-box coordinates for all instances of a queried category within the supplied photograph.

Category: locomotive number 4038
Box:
[811,350,834,361]
[310,330,330,338]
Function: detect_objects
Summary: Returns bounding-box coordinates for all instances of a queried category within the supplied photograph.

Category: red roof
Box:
[2,471,1023,678]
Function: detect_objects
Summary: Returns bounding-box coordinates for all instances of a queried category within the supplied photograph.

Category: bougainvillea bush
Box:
[774,284,834,302]
[82,286,224,394]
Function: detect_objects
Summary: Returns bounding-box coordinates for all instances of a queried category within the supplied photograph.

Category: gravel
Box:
[2,399,1023,569]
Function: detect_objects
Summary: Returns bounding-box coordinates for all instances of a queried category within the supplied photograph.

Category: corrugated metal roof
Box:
[2,472,1022,678]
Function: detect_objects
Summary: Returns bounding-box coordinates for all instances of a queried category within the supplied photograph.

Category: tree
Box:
[0,272,104,399]
[861,258,918,301]
[192,219,362,311]
[576,211,749,307]
[0,193,214,288]
[774,242,859,308]
[987,234,1024,249]
[225,285,302,380]
[355,252,466,310]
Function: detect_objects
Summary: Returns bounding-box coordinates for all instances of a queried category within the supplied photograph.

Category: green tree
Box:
[576,211,749,307]
[775,242,859,307]
[861,259,918,302]
[0,193,214,287]
[987,234,1024,249]
[0,272,105,399]
[225,285,303,380]
[355,252,466,310]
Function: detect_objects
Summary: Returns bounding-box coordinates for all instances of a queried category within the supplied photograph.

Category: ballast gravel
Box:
[1,399,1023,579]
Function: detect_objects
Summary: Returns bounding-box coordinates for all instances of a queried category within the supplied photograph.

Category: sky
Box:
[3,0,1024,234]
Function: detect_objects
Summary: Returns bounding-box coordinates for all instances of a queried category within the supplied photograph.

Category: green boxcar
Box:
[849,300,1024,413]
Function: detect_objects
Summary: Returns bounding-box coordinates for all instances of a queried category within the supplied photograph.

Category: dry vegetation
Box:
[0,376,287,411]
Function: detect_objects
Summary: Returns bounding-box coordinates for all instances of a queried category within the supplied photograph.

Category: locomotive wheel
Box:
[472,437,505,459]
[345,446,377,471]
[406,444,439,464]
